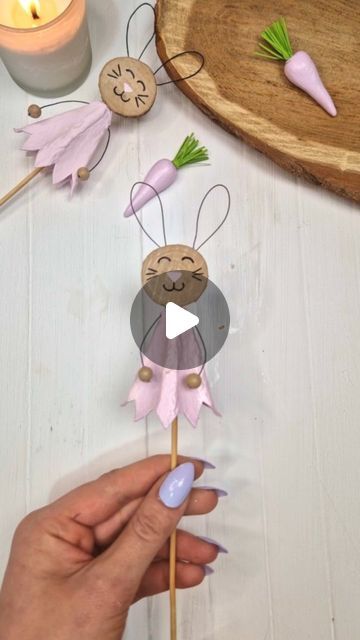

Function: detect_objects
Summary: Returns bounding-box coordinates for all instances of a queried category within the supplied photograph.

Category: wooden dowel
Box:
[170,416,178,640]
[0,167,43,208]
[170,416,178,470]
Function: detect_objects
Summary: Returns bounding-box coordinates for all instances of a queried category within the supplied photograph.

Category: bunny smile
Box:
[163,282,185,293]
[113,87,131,102]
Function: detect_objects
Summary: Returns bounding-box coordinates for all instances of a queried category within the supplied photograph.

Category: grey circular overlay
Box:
[130,272,230,370]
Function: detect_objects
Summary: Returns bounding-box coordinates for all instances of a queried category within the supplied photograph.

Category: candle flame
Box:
[18,0,41,20]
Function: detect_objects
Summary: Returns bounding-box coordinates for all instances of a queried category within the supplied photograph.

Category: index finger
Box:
[48,455,205,527]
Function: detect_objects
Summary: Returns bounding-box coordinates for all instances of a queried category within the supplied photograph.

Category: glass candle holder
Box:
[0,0,92,97]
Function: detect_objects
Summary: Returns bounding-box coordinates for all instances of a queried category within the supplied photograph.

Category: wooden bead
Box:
[28,104,41,119]
[138,366,153,382]
[77,167,90,181]
[185,373,202,389]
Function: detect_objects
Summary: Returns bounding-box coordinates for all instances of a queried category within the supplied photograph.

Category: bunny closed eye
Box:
[99,57,157,117]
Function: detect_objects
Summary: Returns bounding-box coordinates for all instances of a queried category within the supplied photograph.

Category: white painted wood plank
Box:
[254,173,336,640]
[298,188,360,640]
[0,78,30,577]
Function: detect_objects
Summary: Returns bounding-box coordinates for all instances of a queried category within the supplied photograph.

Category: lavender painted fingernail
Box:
[198,536,229,554]
[203,565,215,576]
[159,462,195,509]
[192,457,216,470]
[195,485,228,498]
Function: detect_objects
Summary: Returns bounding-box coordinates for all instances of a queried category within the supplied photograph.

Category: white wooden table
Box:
[1,2,359,639]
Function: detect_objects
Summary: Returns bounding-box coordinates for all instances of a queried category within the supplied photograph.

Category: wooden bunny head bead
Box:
[99,57,157,117]
[98,3,204,119]
[142,244,209,307]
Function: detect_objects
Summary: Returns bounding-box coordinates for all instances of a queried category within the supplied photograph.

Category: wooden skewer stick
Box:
[0,167,43,208]
[170,416,178,640]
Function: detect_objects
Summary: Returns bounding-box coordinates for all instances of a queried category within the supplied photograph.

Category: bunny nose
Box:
[123,82,133,93]
[167,271,182,282]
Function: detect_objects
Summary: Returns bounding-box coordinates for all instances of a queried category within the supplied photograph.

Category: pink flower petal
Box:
[16,102,112,191]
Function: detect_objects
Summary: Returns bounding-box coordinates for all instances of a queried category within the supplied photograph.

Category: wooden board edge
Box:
[155,4,360,205]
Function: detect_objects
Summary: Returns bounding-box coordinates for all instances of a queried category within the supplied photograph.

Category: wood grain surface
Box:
[1,1,360,640]
[156,0,360,203]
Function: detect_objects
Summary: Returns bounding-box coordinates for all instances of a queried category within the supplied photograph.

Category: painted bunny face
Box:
[99,57,157,117]
[142,244,209,307]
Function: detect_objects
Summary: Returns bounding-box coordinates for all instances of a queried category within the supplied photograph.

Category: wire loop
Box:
[154,50,205,86]
[130,181,167,248]
[192,184,231,251]
[126,2,156,60]
[39,100,90,110]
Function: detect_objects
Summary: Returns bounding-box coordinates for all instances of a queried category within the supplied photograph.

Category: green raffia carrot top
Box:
[256,17,293,61]
[172,133,209,169]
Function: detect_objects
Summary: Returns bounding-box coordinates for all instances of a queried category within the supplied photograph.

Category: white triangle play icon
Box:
[166,302,199,340]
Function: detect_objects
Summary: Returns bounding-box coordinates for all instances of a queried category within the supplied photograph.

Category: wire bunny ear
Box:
[125,4,204,83]
[192,184,231,251]
[126,2,156,61]
[154,51,205,86]
[130,181,167,248]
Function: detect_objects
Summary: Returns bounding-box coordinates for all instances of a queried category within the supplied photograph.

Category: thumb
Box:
[95,462,195,594]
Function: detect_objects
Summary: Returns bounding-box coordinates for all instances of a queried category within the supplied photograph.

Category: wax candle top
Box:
[0,0,71,29]
[12,0,58,28]
[0,0,83,54]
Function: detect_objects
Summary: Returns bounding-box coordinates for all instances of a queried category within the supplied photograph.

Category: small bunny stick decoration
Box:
[0,3,204,208]
[126,183,231,640]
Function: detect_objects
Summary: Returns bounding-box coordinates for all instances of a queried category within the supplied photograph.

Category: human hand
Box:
[0,455,224,640]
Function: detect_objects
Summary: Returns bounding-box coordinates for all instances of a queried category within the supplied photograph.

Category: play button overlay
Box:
[130,272,230,370]
[166,303,199,340]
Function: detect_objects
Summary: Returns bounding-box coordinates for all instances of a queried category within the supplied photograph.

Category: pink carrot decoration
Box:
[256,17,337,117]
[124,133,209,216]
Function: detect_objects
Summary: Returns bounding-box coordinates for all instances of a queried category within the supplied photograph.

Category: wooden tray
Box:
[156,0,360,203]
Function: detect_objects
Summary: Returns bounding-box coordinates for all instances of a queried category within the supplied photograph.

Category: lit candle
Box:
[12,0,58,28]
[0,0,92,97]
